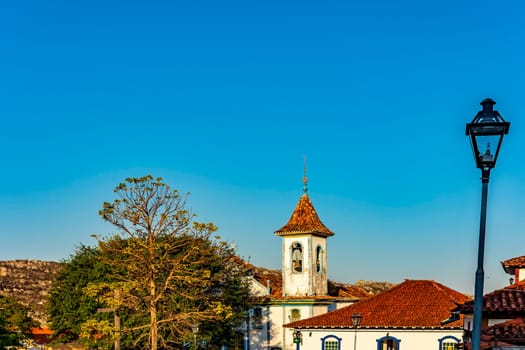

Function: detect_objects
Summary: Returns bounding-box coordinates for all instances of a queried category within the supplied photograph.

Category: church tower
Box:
[274,170,334,297]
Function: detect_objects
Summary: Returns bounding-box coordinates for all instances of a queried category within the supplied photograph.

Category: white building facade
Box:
[285,279,469,350]
[244,182,364,350]
[297,329,462,350]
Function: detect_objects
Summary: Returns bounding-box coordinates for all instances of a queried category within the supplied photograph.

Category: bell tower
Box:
[274,167,334,297]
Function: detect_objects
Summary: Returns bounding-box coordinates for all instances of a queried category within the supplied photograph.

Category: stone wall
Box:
[0,260,63,325]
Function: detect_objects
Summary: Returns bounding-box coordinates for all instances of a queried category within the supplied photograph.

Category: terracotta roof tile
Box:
[285,280,469,329]
[463,334,514,350]
[275,194,334,237]
[502,256,525,268]
[501,256,525,274]
[456,283,525,315]
[29,327,53,335]
[464,318,525,350]
[486,317,525,340]
[242,261,375,300]
[28,327,53,345]
[504,279,525,290]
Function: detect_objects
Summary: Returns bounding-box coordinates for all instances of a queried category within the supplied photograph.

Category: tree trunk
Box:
[150,280,158,350]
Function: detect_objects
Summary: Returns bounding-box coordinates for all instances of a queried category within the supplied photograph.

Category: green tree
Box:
[48,244,147,349]
[0,295,36,348]
[47,244,114,346]
[92,175,250,350]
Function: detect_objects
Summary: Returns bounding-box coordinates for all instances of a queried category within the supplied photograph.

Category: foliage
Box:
[47,244,114,345]
[79,319,113,342]
[0,295,36,348]
[199,257,251,349]
[89,175,250,350]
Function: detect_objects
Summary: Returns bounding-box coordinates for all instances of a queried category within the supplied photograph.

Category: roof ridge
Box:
[428,280,470,303]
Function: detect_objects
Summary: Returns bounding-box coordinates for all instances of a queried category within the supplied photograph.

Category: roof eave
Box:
[275,230,334,237]
[502,265,516,275]
[284,325,465,330]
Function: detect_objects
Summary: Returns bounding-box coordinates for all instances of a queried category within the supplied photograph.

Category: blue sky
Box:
[1,0,524,293]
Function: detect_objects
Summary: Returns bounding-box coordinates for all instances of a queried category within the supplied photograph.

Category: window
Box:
[438,336,460,350]
[290,309,301,322]
[376,335,400,350]
[251,307,263,329]
[321,335,341,350]
[291,243,303,272]
[324,340,338,350]
[316,246,323,273]
[442,343,456,350]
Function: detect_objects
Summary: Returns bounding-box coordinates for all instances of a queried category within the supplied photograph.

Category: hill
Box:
[0,259,394,326]
[0,260,62,325]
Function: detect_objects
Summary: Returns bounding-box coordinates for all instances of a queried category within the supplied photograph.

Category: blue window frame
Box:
[321,335,341,350]
[376,335,400,350]
[438,336,460,350]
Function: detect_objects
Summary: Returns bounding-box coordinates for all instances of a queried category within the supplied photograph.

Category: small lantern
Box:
[351,313,362,327]
[466,98,510,170]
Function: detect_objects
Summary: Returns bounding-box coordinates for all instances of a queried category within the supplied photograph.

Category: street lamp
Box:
[351,313,362,350]
[191,324,199,349]
[292,329,302,350]
[466,98,510,350]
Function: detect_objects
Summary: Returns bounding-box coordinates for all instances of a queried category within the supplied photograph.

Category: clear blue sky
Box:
[1,0,524,294]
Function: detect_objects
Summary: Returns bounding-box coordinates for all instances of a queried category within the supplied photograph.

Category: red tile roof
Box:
[463,334,514,350]
[501,256,525,274]
[505,279,525,290]
[285,280,469,329]
[486,317,525,341]
[275,194,334,237]
[456,283,525,315]
[244,261,376,300]
[502,256,525,268]
[28,327,53,344]
[463,318,525,350]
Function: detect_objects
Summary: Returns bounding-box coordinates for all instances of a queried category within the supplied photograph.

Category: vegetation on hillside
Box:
[0,295,37,348]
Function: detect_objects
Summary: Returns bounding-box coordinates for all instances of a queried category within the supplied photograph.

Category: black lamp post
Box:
[466,98,510,350]
[292,329,302,350]
[351,313,362,350]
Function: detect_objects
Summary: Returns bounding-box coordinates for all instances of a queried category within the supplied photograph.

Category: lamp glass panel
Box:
[473,134,502,158]
[351,314,362,327]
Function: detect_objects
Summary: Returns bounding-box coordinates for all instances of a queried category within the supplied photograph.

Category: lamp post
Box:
[351,313,362,350]
[192,324,200,349]
[466,98,510,350]
[292,329,302,350]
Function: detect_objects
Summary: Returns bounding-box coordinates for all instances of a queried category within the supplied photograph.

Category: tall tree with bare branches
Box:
[93,175,249,350]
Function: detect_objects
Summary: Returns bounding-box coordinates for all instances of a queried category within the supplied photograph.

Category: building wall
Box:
[248,303,332,350]
[488,318,513,327]
[310,235,328,296]
[282,235,327,297]
[517,268,525,283]
[282,235,311,296]
[295,328,463,350]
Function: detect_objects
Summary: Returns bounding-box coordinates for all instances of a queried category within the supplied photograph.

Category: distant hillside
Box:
[0,259,395,327]
[0,260,62,325]
[353,279,396,295]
